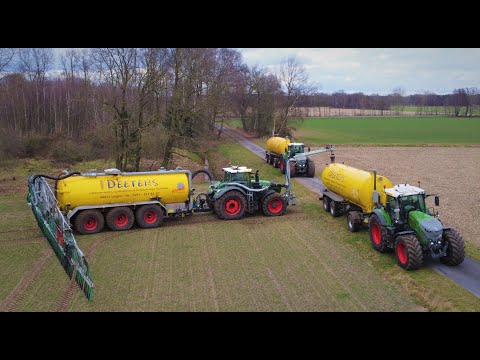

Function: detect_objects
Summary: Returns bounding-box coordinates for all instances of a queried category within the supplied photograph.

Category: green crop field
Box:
[291,117,480,146]
[1,142,480,311]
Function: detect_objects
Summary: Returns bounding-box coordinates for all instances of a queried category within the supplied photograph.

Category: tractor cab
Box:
[385,184,427,223]
[287,143,305,158]
[222,166,252,186]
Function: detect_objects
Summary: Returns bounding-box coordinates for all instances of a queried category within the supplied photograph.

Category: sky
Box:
[238,48,480,95]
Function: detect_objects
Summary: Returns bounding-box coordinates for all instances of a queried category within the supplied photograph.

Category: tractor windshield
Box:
[224,172,250,184]
[289,144,304,157]
[398,194,426,218]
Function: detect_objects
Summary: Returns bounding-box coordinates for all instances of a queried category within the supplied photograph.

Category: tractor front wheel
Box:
[306,159,315,178]
[262,193,287,216]
[214,191,247,220]
[74,210,104,235]
[395,234,423,270]
[368,214,389,253]
[440,228,465,266]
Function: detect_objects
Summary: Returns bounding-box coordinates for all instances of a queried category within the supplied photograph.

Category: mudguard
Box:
[213,186,247,201]
[372,208,392,226]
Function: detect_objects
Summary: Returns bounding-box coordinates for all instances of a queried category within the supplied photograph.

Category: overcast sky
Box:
[238,48,480,95]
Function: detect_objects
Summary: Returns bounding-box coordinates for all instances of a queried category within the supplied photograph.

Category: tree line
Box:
[1,48,478,170]
[0,48,313,170]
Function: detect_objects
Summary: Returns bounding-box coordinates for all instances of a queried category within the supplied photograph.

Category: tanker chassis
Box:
[320,163,465,270]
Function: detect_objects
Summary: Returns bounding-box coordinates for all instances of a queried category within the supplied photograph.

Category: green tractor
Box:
[203,166,296,220]
[369,184,465,270]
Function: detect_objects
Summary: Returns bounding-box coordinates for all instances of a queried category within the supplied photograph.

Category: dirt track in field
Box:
[311,146,480,248]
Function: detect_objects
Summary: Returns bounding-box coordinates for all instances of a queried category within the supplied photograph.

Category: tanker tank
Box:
[321,163,393,213]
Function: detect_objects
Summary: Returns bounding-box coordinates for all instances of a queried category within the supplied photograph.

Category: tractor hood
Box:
[408,211,443,246]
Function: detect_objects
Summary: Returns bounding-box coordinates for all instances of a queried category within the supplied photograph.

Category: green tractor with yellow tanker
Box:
[319,163,465,270]
[265,136,334,177]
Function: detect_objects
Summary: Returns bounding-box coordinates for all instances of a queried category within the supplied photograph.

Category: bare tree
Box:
[0,48,15,78]
[275,56,314,136]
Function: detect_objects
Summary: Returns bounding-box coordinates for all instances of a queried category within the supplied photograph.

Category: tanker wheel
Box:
[269,156,274,165]
[440,228,465,266]
[279,159,285,174]
[395,234,423,270]
[347,212,360,232]
[322,196,330,212]
[266,154,270,163]
[106,207,135,231]
[135,205,163,229]
[214,191,246,220]
[329,200,340,217]
[262,192,287,216]
[368,214,389,253]
[306,159,315,178]
[74,210,104,235]
[274,159,280,169]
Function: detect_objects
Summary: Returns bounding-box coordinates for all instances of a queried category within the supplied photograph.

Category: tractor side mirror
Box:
[435,196,440,206]
[393,208,400,222]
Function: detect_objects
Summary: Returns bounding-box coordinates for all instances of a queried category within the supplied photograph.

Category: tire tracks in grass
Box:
[52,230,141,312]
[199,225,219,312]
[0,248,52,312]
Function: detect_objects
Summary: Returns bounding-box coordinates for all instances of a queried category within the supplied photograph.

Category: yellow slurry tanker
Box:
[320,163,464,270]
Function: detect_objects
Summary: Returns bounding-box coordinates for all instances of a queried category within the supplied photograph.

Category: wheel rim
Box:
[143,210,158,224]
[225,199,241,215]
[348,216,353,229]
[372,223,381,245]
[323,200,328,210]
[397,242,408,264]
[84,217,98,231]
[268,199,283,214]
[114,212,129,227]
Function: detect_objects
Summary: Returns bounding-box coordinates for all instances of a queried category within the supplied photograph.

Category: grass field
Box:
[395,106,480,115]
[1,141,480,311]
[223,116,480,146]
[293,117,480,146]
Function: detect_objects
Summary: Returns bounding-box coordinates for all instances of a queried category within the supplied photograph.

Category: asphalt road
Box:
[219,126,480,298]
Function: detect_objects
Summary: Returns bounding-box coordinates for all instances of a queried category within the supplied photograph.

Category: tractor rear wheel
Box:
[395,234,423,270]
[262,192,287,216]
[106,207,135,231]
[322,197,331,212]
[306,159,315,178]
[440,228,465,266]
[329,200,340,217]
[347,212,360,232]
[74,210,104,235]
[214,191,247,220]
[135,205,163,229]
[279,159,285,173]
[368,214,389,253]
